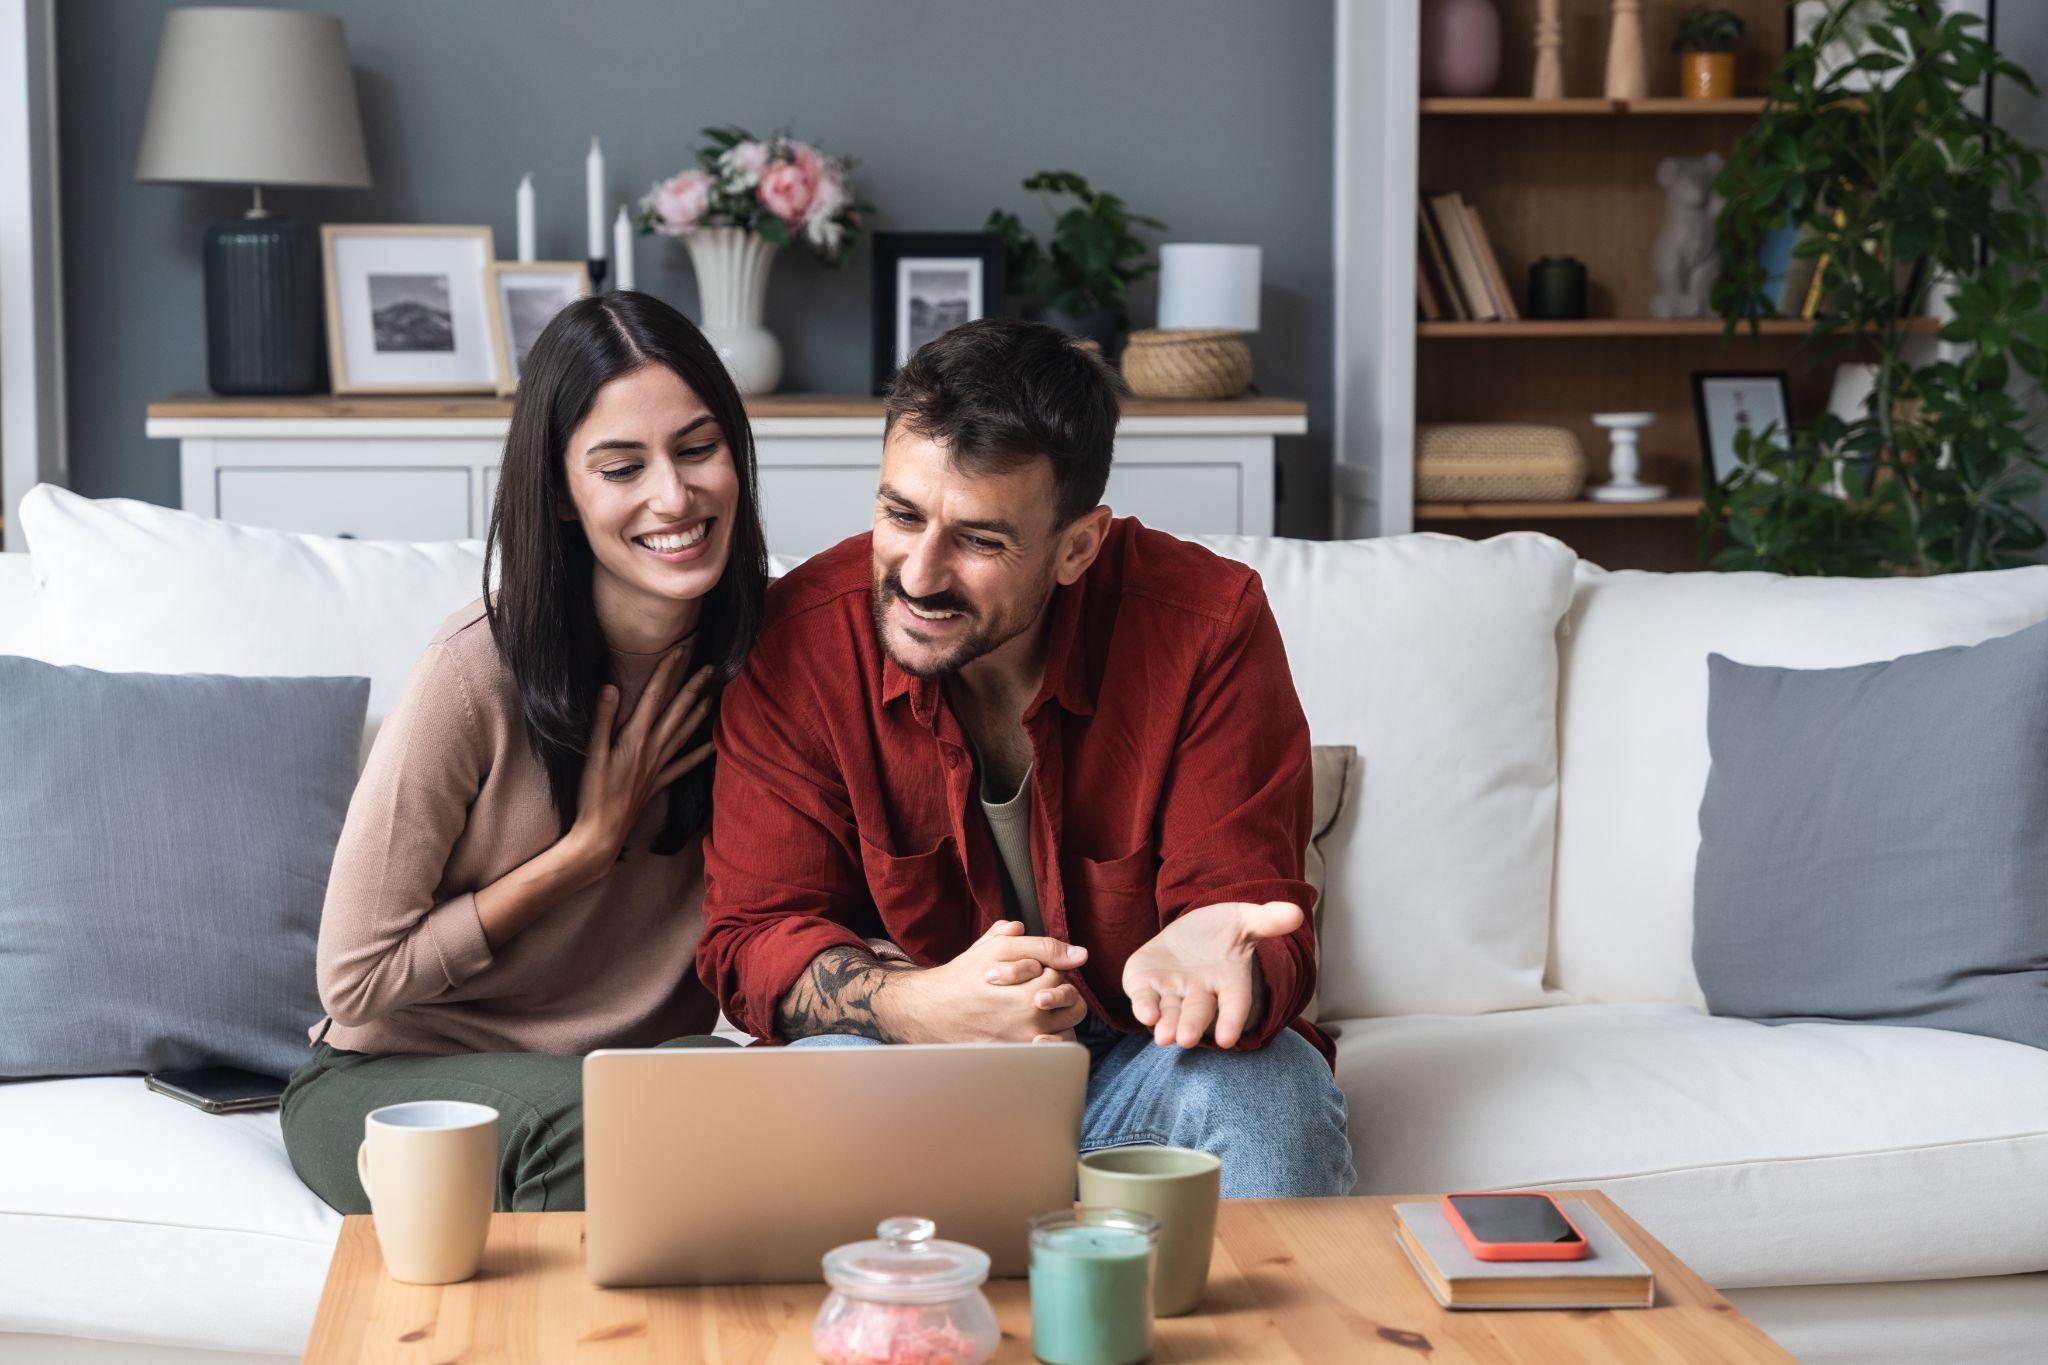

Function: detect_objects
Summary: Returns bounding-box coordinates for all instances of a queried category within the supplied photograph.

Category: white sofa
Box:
[3,490,2045,1364]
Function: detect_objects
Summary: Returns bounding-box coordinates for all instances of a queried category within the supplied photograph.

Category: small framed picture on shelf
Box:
[1693,370,1793,488]
[871,232,1005,394]
[321,225,498,394]
[486,261,592,394]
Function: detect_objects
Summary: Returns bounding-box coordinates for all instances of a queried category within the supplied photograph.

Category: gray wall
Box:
[57,0,1336,537]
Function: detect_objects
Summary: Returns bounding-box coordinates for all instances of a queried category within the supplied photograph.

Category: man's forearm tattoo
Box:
[775,945,913,1042]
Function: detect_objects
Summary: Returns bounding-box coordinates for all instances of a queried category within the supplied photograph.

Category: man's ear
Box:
[1053,506,1113,586]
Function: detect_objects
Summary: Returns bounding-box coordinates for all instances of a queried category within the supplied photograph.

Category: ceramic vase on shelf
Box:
[1420,0,1501,97]
[684,225,782,395]
[1603,0,1647,101]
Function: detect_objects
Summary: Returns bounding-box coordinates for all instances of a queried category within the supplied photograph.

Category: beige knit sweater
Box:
[311,600,715,1057]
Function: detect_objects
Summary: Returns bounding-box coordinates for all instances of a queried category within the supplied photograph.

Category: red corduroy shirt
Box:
[698,517,1330,1061]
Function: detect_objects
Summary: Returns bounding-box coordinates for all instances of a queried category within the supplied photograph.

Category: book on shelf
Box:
[1393,1199,1655,1311]
[1417,200,1469,319]
[1417,250,1445,320]
[1462,202,1521,322]
[1427,191,1499,322]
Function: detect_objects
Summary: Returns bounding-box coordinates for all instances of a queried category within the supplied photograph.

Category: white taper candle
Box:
[585,138,606,260]
[515,173,535,263]
[613,205,635,291]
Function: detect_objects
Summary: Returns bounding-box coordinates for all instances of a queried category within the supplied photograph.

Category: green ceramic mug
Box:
[1077,1145,1222,1316]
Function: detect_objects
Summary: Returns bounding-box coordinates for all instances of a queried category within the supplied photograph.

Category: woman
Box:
[281,291,770,1213]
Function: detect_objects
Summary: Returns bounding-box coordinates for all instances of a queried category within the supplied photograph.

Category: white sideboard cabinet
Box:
[147,394,1306,557]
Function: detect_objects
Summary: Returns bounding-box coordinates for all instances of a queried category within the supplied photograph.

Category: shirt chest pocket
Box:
[856,832,972,948]
[1059,846,1159,958]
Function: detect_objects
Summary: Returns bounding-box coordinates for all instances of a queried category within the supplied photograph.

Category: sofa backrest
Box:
[1550,559,2048,1007]
[0,553,43,659]
[1195,532,1576,1021]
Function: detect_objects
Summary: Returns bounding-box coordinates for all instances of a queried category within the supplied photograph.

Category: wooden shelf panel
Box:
[1419,318,1942,339]
[1421,97,1767,116]
[1417,497,1704,520]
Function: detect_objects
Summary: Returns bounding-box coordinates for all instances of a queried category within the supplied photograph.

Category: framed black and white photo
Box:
[321,225,498,394]
[486,262,592,394]
[1693,370,1793,487]
[871,232,1005,393]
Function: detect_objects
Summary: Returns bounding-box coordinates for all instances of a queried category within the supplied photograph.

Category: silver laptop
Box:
[582,1041,1089,1286]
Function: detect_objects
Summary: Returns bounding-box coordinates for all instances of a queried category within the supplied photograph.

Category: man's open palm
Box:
[1122,901,1304,1050]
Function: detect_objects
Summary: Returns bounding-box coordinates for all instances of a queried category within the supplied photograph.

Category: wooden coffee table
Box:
[303,1189,1791,1362]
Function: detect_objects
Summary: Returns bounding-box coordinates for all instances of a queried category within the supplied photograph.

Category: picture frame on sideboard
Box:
[870,231,1005,394]
[320,224,498,395]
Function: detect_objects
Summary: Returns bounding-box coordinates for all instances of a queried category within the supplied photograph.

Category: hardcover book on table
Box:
[1394,1199,1655,1310]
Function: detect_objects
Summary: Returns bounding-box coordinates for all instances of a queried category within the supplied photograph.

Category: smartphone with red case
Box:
[1441,1192,1589,1262]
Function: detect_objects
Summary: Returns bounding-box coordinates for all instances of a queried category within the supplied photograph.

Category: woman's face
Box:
[561,363,740,644]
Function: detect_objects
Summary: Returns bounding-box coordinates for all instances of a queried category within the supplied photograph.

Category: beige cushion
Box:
[1301,744,1357,1024]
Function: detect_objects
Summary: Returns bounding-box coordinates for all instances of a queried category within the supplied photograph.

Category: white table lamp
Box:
[136,7,371,395]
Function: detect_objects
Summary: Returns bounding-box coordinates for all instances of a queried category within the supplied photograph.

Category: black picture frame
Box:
[1693,369,1793,489]
[870,231,1005,395]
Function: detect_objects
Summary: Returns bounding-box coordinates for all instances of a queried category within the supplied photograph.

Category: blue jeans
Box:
[786,1017,1356,1198]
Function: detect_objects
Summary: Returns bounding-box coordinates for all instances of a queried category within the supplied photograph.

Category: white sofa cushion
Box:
[0,1078,337,1356]
[1332,1003,2048,1288]
[1550,562,2048,1005]
[1196,532,1576,1017]
[16,485,486,759]
[0,553,43,660]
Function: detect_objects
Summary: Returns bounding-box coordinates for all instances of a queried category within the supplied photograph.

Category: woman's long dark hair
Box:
[484,290,768,855]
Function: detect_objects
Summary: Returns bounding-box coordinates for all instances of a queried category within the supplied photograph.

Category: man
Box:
[698,319,1353,1198]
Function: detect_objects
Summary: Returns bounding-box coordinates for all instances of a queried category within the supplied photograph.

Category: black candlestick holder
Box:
[587,256,609,292]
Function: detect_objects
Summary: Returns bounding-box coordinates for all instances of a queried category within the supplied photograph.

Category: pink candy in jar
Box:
[815,1217,1000,1365]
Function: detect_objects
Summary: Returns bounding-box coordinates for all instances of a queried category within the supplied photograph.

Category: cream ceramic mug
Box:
[1078,1145,1222,1316]
[355,1101,498,1284]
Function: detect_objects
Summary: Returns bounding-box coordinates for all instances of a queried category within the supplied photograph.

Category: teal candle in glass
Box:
[1028,1208,1160,1365]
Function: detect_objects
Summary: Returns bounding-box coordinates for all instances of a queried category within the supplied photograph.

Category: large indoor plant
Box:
[1704,0,2048,575]
[986,171,1164,353]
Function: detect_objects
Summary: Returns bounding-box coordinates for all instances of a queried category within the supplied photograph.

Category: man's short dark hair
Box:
[882,317,1121,528]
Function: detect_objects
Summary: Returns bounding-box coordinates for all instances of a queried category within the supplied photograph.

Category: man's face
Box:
[870,424,1065,678]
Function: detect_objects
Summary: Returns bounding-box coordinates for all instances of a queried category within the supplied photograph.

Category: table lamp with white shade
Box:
[1122,243,1262,400]
[136,7,371,395]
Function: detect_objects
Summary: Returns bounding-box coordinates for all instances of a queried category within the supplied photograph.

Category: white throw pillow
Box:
[1197,532,1578,1018]
[18,485,486,757]
[1551,560,2048,1006]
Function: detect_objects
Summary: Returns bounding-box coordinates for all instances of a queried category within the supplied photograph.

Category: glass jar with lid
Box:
[814,1215,1000,1365]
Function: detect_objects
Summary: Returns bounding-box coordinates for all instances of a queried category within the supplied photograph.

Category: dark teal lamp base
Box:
[203,214,325,395]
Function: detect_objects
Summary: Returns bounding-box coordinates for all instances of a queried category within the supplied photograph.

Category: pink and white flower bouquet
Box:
[638,125,864,266]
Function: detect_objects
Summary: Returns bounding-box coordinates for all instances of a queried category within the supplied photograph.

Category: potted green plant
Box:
[986,171,1164,353]
[1704,0,2048,575]
[1675,6,1745,98]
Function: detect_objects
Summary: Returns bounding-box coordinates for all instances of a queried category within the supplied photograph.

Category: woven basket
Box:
[1121,328,1252,400]
[1416,423,1587,502]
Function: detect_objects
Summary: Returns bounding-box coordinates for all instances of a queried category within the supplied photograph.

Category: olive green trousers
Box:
[280,1035,735,1214]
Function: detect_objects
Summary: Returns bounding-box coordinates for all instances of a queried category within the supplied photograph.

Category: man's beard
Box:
[871,568,1044,678]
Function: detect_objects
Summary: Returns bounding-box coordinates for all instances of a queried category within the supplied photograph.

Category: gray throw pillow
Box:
[1693,620,2048,1051]
[0,657,367,1078]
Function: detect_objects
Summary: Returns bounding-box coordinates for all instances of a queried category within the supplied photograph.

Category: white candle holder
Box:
[1588,411,1668,502]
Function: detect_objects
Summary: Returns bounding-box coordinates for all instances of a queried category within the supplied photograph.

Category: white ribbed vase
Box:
[683,225,782,394]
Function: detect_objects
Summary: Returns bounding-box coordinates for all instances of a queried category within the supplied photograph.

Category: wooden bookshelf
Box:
[1420,97,1768,116]
[1414,0,1841,570]
[1418,497,1704,521]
